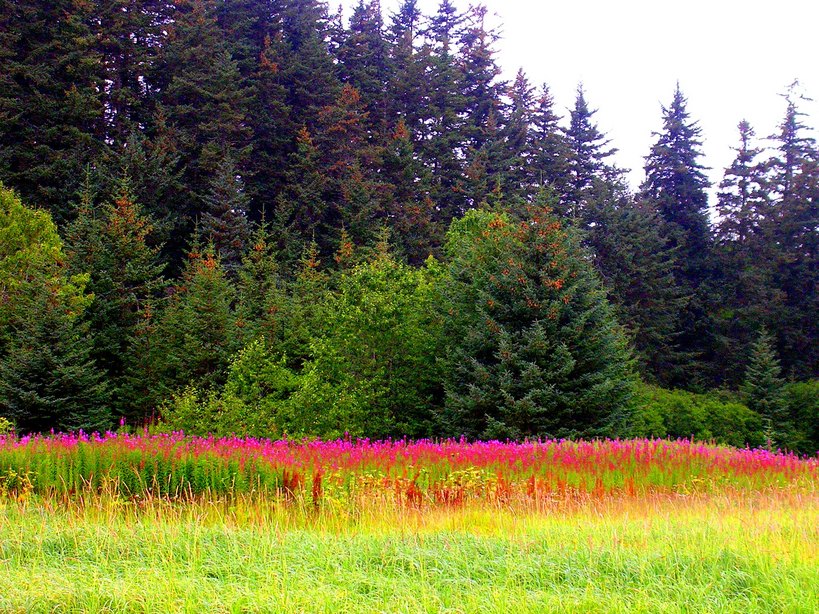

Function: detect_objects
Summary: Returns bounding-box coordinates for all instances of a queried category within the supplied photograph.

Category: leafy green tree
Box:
[437,201,635,440]
[781,381,819,454]
[630,384,763,449]
[161,339,300,438]
[0,184,109,433]
[293,248,442,438]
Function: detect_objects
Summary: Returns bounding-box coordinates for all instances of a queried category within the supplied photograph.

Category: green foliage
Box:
[292,249,443,438]
[781,381,819,454]
[584,190,688,385]
[0,416,13,435]
[630,384,764,449]
[161,339,300,439]
[200,153,252,272]
[640,85,716,387]
[741,329,790,447]
[437,203,636,440]
[159,0,253,226]
[156,243,238,394]
[0,184,110,433]
[65,177,166,421]
[0,0,105,222]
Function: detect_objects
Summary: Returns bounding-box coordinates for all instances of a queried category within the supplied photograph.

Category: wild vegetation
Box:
[0,0,817,448]
[1,1,817,609]
[0,434,816,612]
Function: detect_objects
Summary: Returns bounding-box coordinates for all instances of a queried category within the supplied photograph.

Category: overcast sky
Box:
[336,0,819,196]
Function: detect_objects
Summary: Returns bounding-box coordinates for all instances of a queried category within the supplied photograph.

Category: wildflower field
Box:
[1,433,817,613]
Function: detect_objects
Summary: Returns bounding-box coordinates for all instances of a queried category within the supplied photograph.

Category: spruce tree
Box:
[438,199,635,440]
[273,127,330,265]
[386,0,430,139]
[337,0,393,138]
[528,84,572,202]
[764,85,818,378]
[278,0,340,132]
[424,0,468,223]
[156,242,238,393]
[382,120,438,264]
[201,153,252,273]
[716,121,770,246]
[501,70,536,205]
[314,84,385,249]
[0,0,105,222]
[65,177,167,419]
[247,22,295,211]
[584,189,687,384]
[641,84,711,286]
[641,85,715,386]
[160,0,253,224]
[234,221,283,346]
[741,329,790,447]
[563,85,618,222]
[95,0,171,145]
[713,121,781,382]
[0,184,109,433]
[0,290,110,434]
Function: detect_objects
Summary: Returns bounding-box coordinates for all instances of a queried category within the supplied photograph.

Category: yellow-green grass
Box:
[1,492,816,613]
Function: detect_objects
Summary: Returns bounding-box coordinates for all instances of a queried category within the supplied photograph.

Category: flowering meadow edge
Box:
[0,433,816,503]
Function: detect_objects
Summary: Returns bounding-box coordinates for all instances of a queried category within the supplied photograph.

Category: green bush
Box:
[782,380,819,455]
[0,417,13,435]
[291,252,443,439]
[631,384,765,448]
[160,339,300,438]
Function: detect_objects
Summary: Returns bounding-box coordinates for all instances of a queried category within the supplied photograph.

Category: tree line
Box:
[0,0,816,450]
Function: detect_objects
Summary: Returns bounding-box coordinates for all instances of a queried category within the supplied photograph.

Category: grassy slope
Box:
[0,495,816,613]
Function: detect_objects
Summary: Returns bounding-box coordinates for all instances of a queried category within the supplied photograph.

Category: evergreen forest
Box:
[0,0,816,453]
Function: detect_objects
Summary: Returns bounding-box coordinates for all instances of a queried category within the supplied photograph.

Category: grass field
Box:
[0,434,816,612]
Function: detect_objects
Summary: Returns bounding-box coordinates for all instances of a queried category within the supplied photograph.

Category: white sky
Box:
[337,0,819,197]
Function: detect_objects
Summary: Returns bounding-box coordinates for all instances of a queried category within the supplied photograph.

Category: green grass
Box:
[1,494,816,613]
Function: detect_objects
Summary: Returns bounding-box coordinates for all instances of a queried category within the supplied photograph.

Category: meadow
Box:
[0,434,817,613]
